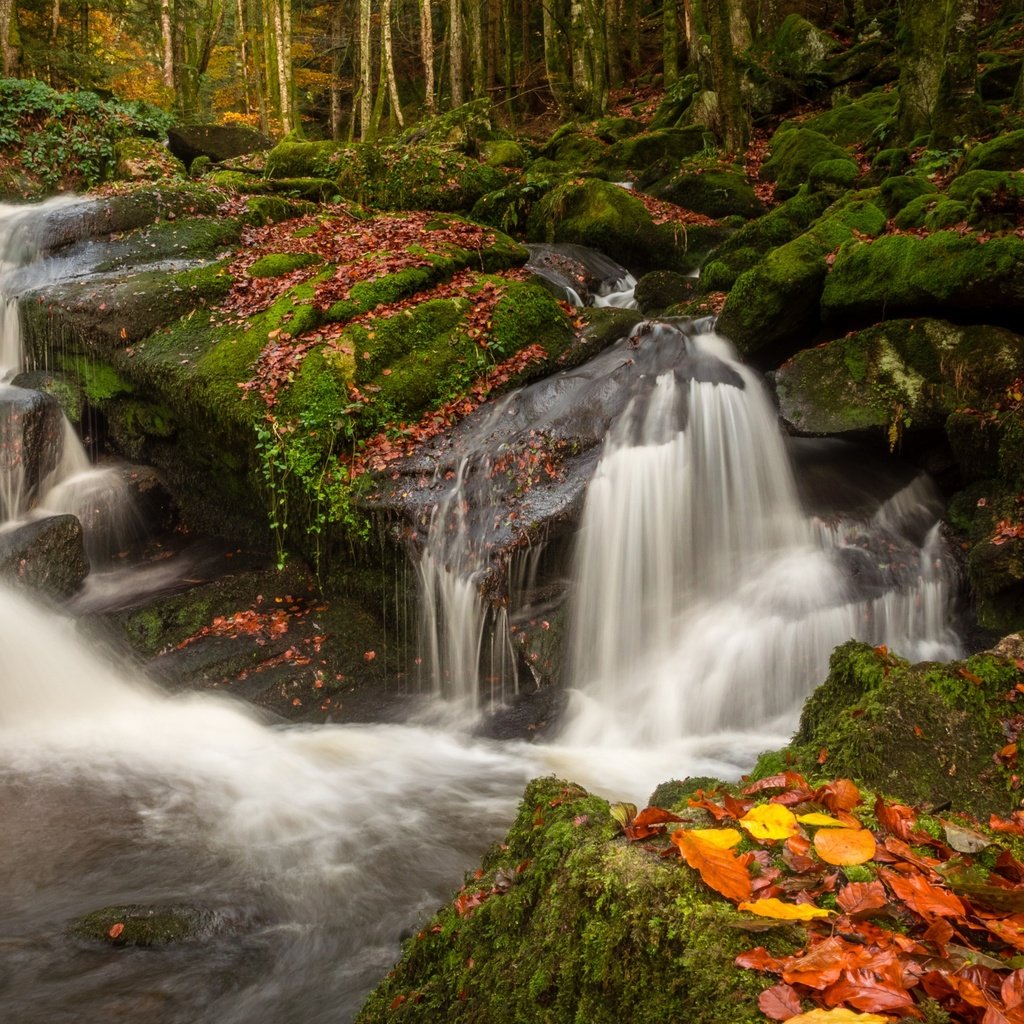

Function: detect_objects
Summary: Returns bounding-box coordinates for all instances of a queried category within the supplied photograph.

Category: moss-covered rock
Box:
[806,157,860,197]
[965,129,1024,172]
[0,514,87,598]
[821,232,1024,324]
[802,90,897,147]
[879,173,936,217]
[649,164,764,219]
[480,140,527,168]
[70,904,218,946]
[771,14,838,83]
[247,252,324,278]
[400,98,511,153]
[716,192,887,355]
[527,178,726,275]
[633,271,696,314]
[761,126,850,199]
[770,641,1022,817]
[773,319,1024,443]
[114,138,186,182]
[355,777,796,1024]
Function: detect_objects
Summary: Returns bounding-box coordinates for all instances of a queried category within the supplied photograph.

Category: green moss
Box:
[783,641,1020,817]
[965,129,1024,171]
[248,252,324,278]
[803,91,898,147]
[650,165,764,219]
[356,777,798,1024]
[70,905,208,946]
[807,158,860,196]
[480,140,527,168]
[761,127,850,198]
[880,174,937,217]
[488,280,572,362]
[61,356,133,402]
[264,139,346,179]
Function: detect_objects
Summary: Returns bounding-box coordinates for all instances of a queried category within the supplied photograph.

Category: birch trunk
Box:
[382,0,404,127]
[418,0,436,114]
[449,0,464,106]
[359,0,373,138]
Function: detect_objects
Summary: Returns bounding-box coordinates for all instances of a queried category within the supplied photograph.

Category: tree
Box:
[1,0,22,75]
[705,0,746,153]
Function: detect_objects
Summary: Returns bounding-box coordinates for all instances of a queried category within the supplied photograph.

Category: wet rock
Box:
[634,271,696,314]
[70,904,228,946]
[0,514,88,597]
[0,385,64,516]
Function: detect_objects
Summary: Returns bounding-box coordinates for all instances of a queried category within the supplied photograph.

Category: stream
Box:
[0,199,963,1022]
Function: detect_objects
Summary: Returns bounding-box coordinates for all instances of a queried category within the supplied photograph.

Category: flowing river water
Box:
[0,199,962,1022]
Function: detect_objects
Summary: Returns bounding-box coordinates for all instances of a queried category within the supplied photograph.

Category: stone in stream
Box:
[0,386,64,519]
[0,513,88,597]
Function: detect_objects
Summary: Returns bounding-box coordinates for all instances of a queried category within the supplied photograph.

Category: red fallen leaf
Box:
[923,917,955,950]
[991,813,1024,838]
[816,779,862,813]
[1003,969,1024,1010]
[874,795,918,840]
[985,915,1024,952]
[672,829,753,903]
[996,850,1024,884]
[363,650,376,661]
[879,867,966,918]
[818,747,829,765]
[838,880,888,917]
[743,771,810,795]
[884,836,942,874]
[108,922,125,939]
[735,946,784,973]
[688,796,731,821]
[758,982,803,1020]
[390,995,407,1010]
[624,806,686,841]
[823,968,917,1015]
[781,937,867,989]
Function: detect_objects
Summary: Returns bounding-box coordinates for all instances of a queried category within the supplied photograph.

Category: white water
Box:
[0,201,965,1023]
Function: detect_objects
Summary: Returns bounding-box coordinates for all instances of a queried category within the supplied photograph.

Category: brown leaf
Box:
[823,968,916,1015]
[624,806,686,841]
[816,780,862,813]
[879,868,966,918]
[735,946,785,973]
[874,794,918,840]
[672,829,752,903]
[837,881,888,918]
[758,982,803,1021]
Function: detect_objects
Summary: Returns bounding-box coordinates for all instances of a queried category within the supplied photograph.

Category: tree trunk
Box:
[897,0,983,145]
[663,0,679,88]
[234,0,250,113]
[0,0,19,77]
[161,0,175,88]
[381,0,404,128]
[359,0,373,138]
[543,0,568,108]
[568,0,606,114]
[418,0,436,114]
[606,0,622,89]
[271,0,291,131]
[330,0,344,137]
[705,0,746,153]
[449,0,464,106]
[466,0,485,97]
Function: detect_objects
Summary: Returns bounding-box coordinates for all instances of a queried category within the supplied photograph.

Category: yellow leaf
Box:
[738,897,831,921]
[740,803,798,841]
[814,827,877,866]
[797,812,848,827]
[689,828,742,849]
[785,1010,889,1024]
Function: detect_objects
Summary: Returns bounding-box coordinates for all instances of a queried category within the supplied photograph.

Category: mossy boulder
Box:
[771,13,838,83]
[716,192,887,355]
[892,193,966,230]
[247,252,324,278]
[527,178,726,275]
[773,319,1024,442]
[965,129,1024,172]
[605,126,715,184]
[806,158,860,197]
[821,232,1024,324]
[698,188,832,292]
[355,777,796,1024]
[761,126,850,199]
[648,164,764,219]
[879,173,936,217]
[633,271,696,314]
[801,90,897,147]
[400,98,510,153]
[480,140,527,168]
[766,640,1022,818]
[114,138,186,182]
[168,124,273,166]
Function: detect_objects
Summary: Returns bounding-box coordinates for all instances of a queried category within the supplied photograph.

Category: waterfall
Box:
[559,326,959,746]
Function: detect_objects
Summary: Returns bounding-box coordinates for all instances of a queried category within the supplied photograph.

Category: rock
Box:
[761,126,850,199]
[399,98,510,153]
[648,164,764,219]
[965,129,1024,172]
[0,514,88,597]
[820,232,1024,325]
[113,138,186,182]
[0,385,64,516]
[70,903,224,946]
[773,319,1024,442]
[774,640,1022,817]
[772,13,839,83]
[633,271,695,314]
[800,90,897,146]
[527,178,728,275]
[167,124,273,166]
[879,174,936,217]
[480,140,527,168]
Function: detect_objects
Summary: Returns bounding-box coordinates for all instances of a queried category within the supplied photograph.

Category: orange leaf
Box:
[740,803,799,841]
[785,1012,889,1024]
[672,829,752,903]
[108,922,125,939]
[874,794,917,839]
[735,946,784,973]
[823,968,916,1015]
[817,779,862,813]
[837,881,887,917]
[814,828,876,866]
[624,806,686,840]
[739,897,831,921]
[879,868,966,918]
[758,982,803,1021]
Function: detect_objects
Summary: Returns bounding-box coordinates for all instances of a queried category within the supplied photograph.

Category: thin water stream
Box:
[0,204,963,1022]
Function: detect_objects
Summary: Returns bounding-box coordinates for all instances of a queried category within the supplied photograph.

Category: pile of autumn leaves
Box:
[620,771,1024,1023]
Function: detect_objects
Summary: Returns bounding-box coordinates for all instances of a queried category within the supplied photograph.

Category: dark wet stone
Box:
[0,513,88,597]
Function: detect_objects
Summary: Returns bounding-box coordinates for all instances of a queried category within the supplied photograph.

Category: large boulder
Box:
[167,124,273,167]
[761,126,850,198]
[0,386,65,517]
[648,164,764,219]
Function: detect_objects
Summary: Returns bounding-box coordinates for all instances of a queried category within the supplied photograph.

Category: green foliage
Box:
[0,78,175,194]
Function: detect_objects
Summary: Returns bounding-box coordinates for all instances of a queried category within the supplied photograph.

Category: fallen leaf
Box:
[689,827,742,849]
[739,897,831,921]
[741,803,799,841]
[672,828,752,903]
[879,868,966,917]
[108,922,125,939]
[814,828,877,866]
[798,812,849,828]
[817,780,862,813]
[758,982,803,1020]
[837,881,888,917]
[784,1011,889,1024]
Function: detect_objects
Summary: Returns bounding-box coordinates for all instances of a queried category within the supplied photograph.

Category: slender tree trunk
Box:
[663,0,679,87]
[382,0,404,127]
[330,0,344,137]
[271,0,292,131]
[542,0,567,108]
[449,0,464,105]
[234,0,250,112]
[705,0,746,153]
[466,0,485,97]
[606,0,622,89]
[359,0,373,138]
[418,0,436,114]
[160,0,175,88]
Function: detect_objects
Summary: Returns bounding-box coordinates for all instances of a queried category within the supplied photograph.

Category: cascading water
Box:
[1,213,967,1023]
